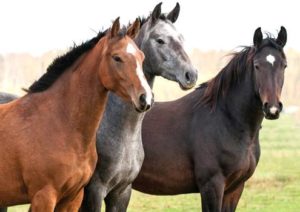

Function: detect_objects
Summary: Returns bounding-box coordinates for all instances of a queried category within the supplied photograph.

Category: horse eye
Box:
[112,55,123,63]
[254,64,260,70]
[156,38,165,45]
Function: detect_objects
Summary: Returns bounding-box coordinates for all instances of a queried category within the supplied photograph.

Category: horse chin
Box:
[179,81,195,91]
[133,103,150,113]
[179,83,189,90]
[264,112,280,120]
[134,107,147,113]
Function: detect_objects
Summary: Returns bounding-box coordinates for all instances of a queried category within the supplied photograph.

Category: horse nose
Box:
[263,102,268,113]
[185,72,192,83]
[263,102,282,118]
[138,93,152,112]
[184,69,198,85]
[269,106,279,115]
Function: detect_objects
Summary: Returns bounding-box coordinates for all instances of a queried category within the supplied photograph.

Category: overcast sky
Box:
[0,0,299,55]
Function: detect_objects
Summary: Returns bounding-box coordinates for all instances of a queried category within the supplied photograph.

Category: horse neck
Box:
[141,63,156,88]
[102,93,145,137]
[220,69,264,137]
[41,48,108,146]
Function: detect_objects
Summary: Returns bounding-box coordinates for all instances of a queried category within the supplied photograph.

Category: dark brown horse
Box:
[133,27,287,211]
[0,18,153,211]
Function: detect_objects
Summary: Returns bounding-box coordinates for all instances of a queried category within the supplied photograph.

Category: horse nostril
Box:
[185,72,191,83]
[139,94,146,107]
[279,102,283,111]
[263,102,268,110]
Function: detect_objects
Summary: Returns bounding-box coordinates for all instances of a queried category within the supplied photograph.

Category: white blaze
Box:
[126,43,152,105]
[126,43,136,54]
[266,54,276,66]
[270,106,278,115]
[136,61,152,105]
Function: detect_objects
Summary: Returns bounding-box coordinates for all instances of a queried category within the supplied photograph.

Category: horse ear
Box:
[253,27,263,47]
[167,2,180,23]
[276,26,287,47]
[127,18,140,39]
[110,17,120,38]
[151,2,162,24]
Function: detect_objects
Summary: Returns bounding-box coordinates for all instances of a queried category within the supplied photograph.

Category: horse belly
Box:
[133,158,197,195]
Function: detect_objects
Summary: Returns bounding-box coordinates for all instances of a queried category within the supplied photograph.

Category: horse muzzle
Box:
[178,69,198,90]
[134,92,154,113]
[263,102,283,120]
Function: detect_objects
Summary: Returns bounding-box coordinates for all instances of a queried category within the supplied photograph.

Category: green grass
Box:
[8,114,300,211]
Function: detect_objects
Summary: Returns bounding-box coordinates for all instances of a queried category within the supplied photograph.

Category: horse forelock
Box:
[256,37,285,58]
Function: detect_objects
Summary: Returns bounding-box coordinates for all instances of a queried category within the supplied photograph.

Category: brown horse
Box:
[0,18,152,211]
[133,27,287,211]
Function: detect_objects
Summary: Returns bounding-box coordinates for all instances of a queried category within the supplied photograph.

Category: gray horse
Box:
[0,3,198,212]
[80,3,197,212]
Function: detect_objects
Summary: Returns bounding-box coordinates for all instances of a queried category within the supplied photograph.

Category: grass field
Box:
[7,114,300,212]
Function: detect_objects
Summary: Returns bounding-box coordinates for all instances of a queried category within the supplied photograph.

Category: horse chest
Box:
[96,114,145,192]
[57,147,97,198]
[102,140,144,189]
[224,140,259,191]
[116,143,143,178]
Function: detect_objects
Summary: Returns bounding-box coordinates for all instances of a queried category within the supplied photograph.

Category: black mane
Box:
[196,36,285,109]
[27,30,107,93]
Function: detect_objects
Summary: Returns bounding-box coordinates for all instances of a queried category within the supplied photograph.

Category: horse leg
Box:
[30,187,57,212]
[104,184,132,212]
[55,189,84,212]
[221,183,245,212]
[198,175,225,212]
[80,180,105,212]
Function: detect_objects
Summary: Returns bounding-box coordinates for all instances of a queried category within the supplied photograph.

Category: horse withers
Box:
[133,27,287,211]
[0,18,152,211]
